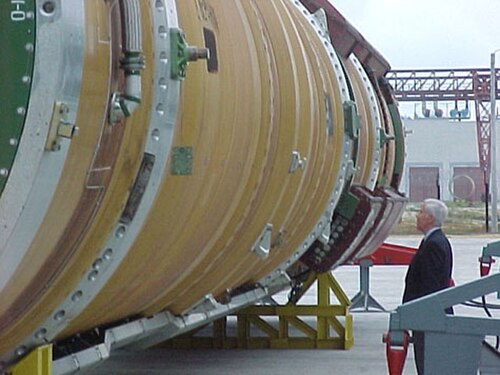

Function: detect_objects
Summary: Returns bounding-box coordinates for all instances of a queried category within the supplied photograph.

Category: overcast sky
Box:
[331,0,500,70]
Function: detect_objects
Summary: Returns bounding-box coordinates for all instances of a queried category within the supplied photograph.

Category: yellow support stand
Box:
[163,271,353,350]
[9,345,52,375]
[235,271,353,350]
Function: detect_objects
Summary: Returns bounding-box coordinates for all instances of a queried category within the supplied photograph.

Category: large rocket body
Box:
[0,0,405,370]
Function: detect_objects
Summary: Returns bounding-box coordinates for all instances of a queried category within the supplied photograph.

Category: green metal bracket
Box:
[379,127,394,148]
[343,101,360,140]
[335,191,360,220]
[171,146,193,175]
[0,0,36,196]
[388,103,405,187]
[379,175,387,187]
[170,28,209,80]
[170,28,190,80]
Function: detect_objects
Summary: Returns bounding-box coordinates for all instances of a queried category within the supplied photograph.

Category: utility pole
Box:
[491,52,498,233]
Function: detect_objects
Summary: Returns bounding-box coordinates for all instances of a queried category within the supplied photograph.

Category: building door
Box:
[452,166,485,203]
[409,167,440,202]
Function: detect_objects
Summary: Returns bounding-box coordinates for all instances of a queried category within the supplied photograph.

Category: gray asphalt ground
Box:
[87,235,500,374]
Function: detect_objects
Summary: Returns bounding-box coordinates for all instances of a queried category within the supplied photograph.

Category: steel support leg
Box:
[350,259,385,312]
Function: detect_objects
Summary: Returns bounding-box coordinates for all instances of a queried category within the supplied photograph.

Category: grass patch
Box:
[391,201,490,235]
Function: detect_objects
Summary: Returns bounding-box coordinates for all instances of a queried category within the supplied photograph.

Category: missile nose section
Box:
[0,0,36,195]
[0,0,406,370]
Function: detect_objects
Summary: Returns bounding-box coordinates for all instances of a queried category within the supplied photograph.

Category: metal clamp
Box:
[45,102,78,151]
[252,224,273,258]
[289,151,307,173]
[344,100,360,139]
[170,28,209,80]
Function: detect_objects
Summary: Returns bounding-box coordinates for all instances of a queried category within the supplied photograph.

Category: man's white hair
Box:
[423,198,448,227]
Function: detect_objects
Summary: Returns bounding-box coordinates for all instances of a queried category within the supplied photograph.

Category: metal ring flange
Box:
[0,0,82,311]
[2,0,181,368]
[350,54,383,190]
[258,0,354,288]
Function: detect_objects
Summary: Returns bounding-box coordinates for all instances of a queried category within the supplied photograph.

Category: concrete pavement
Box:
[86,235,500,374]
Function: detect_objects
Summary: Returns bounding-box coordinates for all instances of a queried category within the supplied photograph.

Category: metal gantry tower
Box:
[386,68,500,230]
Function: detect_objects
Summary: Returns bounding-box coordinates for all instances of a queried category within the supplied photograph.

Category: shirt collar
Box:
[423,226,440,242]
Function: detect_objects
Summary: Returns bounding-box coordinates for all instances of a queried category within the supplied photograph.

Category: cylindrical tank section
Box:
[0,0,406,369]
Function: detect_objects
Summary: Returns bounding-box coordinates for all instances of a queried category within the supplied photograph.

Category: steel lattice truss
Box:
[386,69,499,102]
[386,68,500,176]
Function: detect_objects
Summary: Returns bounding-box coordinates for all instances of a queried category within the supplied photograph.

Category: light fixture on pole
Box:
[490,50,500,233]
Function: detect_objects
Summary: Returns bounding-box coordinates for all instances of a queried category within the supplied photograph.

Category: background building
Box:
[400,118,487,202]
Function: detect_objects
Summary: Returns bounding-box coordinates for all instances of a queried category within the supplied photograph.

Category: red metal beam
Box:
[387,68,500,203]
[300,0,391,77]
[386,68,500,102]
[354,242,417,266]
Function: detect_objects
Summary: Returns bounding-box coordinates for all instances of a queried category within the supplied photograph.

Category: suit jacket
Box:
[403,228,453,313]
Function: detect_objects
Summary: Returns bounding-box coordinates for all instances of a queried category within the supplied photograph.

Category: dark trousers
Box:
[413,331,424,375]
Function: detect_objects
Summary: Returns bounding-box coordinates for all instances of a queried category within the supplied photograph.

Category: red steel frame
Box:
[387,69,500,230]
[386,69,500,182]
[355,242,417,266]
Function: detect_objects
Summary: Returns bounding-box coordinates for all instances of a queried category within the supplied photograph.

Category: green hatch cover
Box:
[0,1,36,196]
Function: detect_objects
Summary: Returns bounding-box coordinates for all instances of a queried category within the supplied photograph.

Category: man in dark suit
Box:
[403,198,454,375]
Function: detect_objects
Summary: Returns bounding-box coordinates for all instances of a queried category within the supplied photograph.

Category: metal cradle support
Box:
[162,271,354,350]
